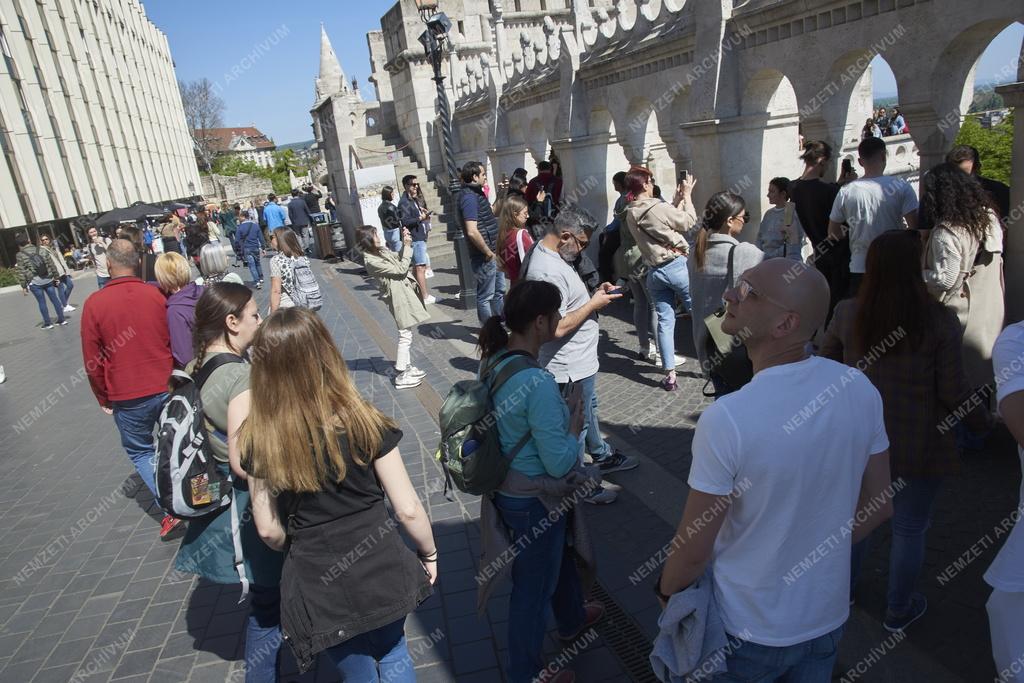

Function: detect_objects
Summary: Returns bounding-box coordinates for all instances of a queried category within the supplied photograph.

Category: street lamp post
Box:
[415,0,476,311]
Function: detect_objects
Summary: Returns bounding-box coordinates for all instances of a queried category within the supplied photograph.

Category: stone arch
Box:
[733,69,803,238]
[527,118,549,164]
[931,20,1023,142]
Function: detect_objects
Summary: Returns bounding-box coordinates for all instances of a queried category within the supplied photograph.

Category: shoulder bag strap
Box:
[516,229,527,262]
[726,243,738,286]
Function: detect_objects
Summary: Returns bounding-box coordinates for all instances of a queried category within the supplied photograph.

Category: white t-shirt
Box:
[829,175,918,273]
[688,356,889,646]
[986,322,1024,593]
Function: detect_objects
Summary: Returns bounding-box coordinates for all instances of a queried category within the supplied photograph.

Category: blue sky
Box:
[145,2,1022,144]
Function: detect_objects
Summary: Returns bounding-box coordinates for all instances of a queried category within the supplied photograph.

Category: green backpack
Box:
[436,350,539,498]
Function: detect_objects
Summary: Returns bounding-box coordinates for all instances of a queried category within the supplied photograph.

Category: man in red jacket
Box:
[80,239,181,538]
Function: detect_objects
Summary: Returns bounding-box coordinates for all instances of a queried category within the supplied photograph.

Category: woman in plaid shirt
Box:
[821,230,989,632]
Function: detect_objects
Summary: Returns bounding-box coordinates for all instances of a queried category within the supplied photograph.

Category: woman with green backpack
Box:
[476,280,605,683]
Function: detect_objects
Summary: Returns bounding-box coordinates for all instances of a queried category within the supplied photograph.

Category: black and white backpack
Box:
[155,354,243,519]
[288,256,323,311]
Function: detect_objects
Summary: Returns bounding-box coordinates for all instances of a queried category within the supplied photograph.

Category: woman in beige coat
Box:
[357,225,430,389]
[921,163,1004,394]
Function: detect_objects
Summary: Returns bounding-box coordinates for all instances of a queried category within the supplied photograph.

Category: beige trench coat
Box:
[924,212,1004,390]
[363,244,430,330]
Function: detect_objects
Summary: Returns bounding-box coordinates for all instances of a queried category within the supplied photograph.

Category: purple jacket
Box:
[167,282,204,368]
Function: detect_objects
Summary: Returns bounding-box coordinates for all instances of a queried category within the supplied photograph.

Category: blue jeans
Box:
[493,494,585,683]
[577,373,612,459]
[411,240,428,265]
[111,392,167,497]
[324,617,415,682]
[96,275,110,289]
[244,251,263,283]
[384,228,401,253]
[646,256,693,371]
[627,278,657,351]
[29,282,65,326]
[472,258,505,324]
[245,584,281,683]
[57,276,74,307]
[851,477,941,615]
[711,625,844,682]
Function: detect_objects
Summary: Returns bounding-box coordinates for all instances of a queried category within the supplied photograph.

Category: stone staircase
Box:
[353,133,456,263]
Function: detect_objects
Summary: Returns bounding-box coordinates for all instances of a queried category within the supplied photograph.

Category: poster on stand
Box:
[353,164,396,245]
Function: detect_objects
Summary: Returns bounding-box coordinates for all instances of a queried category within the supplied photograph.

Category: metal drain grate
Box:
[590,581,660,682]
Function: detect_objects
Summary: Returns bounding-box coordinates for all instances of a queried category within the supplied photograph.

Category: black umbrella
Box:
[94,203,169,227]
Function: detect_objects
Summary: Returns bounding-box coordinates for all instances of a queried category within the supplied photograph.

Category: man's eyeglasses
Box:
[570,233,589,250]
[735,278,788,309]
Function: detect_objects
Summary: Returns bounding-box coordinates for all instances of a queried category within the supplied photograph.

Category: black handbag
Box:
[702,244,754,397]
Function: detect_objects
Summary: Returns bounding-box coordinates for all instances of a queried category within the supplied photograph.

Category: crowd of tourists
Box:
[15,132,1012,682]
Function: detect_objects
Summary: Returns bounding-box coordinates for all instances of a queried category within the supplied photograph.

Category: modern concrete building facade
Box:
[0,0,200,264]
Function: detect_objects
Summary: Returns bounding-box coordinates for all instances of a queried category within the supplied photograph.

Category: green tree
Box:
[954,112,1014,185]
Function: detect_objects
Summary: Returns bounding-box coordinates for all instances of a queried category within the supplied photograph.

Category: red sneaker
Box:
[558,601,606,642]
[159,515,185,539]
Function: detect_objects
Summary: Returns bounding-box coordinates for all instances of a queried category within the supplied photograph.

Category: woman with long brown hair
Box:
[496,193,534,284]
[268,228,304,313]
[820,230,985,633]
[244,308,436,680]
[174,282,284,683]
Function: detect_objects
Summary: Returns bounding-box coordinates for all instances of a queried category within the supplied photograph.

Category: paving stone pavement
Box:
[0,250,1019,682]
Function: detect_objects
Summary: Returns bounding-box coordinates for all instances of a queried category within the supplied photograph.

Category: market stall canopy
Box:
[93,203,169,227]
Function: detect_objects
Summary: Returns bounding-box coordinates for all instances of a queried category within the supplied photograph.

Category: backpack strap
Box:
[194,353,245,389]
[517,241,541,281]
[230,492,249,601]
[515,229,527,262]
[484,351,541,462]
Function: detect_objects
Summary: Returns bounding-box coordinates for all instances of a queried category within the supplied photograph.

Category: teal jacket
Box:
[486,352,580,478]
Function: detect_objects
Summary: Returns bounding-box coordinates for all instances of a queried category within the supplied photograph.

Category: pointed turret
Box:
[317,24,347,98]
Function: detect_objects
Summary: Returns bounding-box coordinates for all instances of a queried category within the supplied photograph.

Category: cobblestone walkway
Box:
[0,253,1019,682]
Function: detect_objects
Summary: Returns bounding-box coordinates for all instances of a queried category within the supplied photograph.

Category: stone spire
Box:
[317,24,347,98]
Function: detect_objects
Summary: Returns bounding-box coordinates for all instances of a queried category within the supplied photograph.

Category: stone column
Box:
[995,81,1024,324]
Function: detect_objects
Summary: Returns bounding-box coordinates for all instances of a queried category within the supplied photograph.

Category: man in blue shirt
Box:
[458,161,504,323]
[263,194,287,230]
[235,217,266,288]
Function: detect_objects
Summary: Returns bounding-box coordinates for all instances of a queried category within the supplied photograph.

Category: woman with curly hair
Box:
[921,162,1004,394]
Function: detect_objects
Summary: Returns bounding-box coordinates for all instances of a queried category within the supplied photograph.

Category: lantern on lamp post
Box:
[413,0,475,311]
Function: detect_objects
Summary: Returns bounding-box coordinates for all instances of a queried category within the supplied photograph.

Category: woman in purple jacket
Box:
[155,252,204,368]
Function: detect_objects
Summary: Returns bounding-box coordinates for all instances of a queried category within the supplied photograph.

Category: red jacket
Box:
[80,276,173,407]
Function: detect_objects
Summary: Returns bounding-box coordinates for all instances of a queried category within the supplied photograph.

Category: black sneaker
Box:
[883,593,927,633]
[593,450,639,474]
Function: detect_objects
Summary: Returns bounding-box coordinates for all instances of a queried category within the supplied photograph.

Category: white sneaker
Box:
[424,295,437,305]
[394,370,422,389]
[0,366,6,384]
[646,344,686,367]
[425,268,435,279]
[41,324,54,330]
[405,366,426,380]
[63,305,76,312]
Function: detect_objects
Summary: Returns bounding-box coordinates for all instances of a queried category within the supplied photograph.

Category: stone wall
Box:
[201,173,274,206]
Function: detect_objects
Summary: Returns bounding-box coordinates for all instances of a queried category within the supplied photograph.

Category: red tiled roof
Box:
[198,127,276,153]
